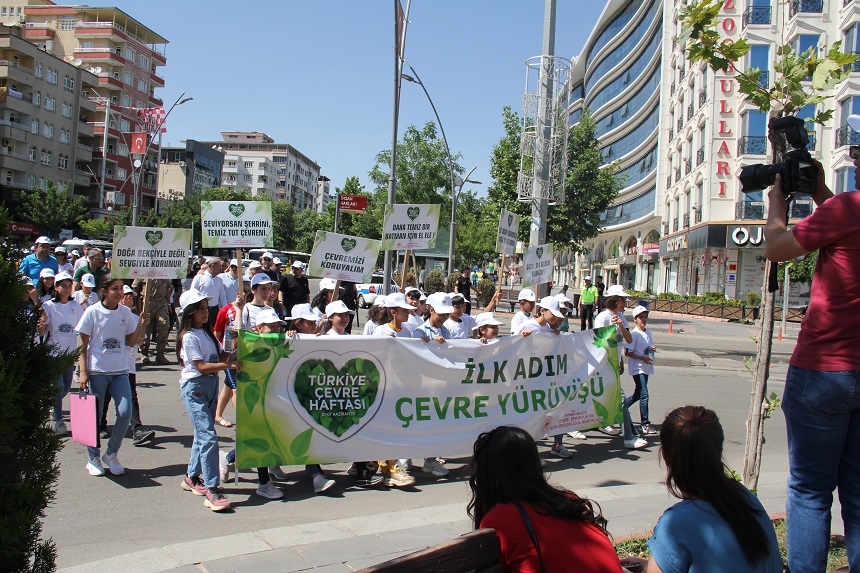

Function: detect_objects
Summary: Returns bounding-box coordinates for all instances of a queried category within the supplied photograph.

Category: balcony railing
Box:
[663,222,670,236]
[667,175,673,188]
[76,142,93,152]
[844,52,860,72]
[789,0,823,17]
[791,199,813,219]
[738,135,767,155]
[697,146,705,165]
[683,213,690,229]
[736,201,765,220]
[757,70,770,88]
[695,209,703,223]
[671,81,676,93]
[835,124,860,147]
[687,103,694,120]
[679,68,686,81]
[675,168,682,183]
[699,90,706,107]
[677,117,683,131]
[669,128,674,140]
[742,6,772,27]
[806,132,816,150]
[685,158,692,175]
[672,217,679,232]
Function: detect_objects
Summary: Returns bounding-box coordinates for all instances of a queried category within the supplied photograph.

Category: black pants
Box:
[580,304,595,331]
[100,373,142,432]
[208,306,219,330]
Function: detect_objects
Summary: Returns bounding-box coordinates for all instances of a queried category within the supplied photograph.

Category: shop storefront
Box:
[620,236,637,290]
[659,224,740,297]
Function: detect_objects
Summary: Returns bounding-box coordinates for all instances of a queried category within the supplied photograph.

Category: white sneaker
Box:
[624,437,648,449]
[53,420,68,436]
[599,426,622,436]
[86,458,105,476]
[312,473,335,493]
[268,466,289,480]
[102,452,125,475]
[255,482,284,499]
[422,457,449,476]
[219,450,230,482]
[568,430,587,440]
[551,444,573,458]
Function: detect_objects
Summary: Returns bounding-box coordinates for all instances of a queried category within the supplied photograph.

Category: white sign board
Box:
[111,225,191,280]
[308,231,381,283]
[200,200,273,249]
[382,204,441,251]
[522,243,554,288]
[496,209,519,256]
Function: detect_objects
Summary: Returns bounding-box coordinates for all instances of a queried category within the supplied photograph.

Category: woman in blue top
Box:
[646,406,782,572]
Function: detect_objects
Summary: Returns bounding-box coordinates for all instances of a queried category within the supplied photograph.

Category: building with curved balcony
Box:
[561,0,859,306]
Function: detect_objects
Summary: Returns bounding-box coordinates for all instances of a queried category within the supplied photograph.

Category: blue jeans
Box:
[621,388,636,441]
[87,373,131,460]
[181,374,221,489]
[53,366,74,422]
[783,365,860,573]
[624,374,650,427]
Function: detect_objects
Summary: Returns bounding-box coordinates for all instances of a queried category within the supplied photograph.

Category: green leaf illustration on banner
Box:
[241,346,272,363]
[113,225,127,243]
[341,238,356,252]
[290,428,313,458]
[407,206,420,220]
[593,400,611,425]
[243,437,269,452]
[255,201,269,214]
[228,203,246,217]
[145,230,163,246]
[243,381,262,414]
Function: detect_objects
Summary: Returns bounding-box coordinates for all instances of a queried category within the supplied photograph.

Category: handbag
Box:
[513,501,546,573]
[69,391,98,447]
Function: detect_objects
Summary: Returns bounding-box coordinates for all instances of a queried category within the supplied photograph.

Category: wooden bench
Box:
[355,529,502,573]
[498,287,521,313]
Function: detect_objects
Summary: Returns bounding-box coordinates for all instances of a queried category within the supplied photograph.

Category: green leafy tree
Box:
[0,206,73,572]
[454,190,498,269]
[291,207,326,253]
[681,0,857,491]
[18,181,88,237]
[272,200,295,251]
[77,218,113,239]
[331,176,380,240]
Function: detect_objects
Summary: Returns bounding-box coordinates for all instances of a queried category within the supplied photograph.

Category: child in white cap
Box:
[36,267,56,303]
[624,305,657,436]
[510,289,537,335]
[72,273,99,309]
[472,312,503,344]
[444,292,477,339]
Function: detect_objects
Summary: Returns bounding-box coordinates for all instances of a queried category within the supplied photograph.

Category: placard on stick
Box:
[200,200,273,248]
[111,225,191,280]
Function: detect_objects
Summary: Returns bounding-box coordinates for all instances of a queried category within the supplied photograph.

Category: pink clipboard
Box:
[70,392,98,447]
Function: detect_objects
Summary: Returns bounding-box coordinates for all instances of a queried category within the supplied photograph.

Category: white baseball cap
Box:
[248,261,262,270]
[632,305,650,318]
[273,257,282,265]
[54,271,73,283]
[372,294,387,307]
[54,246,66,253]
[426,292,455,314]
[449,292,465,303]
[584,275,592,281]
[179,289,207,310]
[472,312,502,331]
[291,260,304,269]
[256,308,286,326]
[325,300,355,316]
[290,303,320,322]
[122,285,137,296]
[40,268,55,279]
[251,273,275,288]
[319,278,337,291]
[229,258,238,267]
[35,236,51,245]
[518,288,536,302]
[385,292,415,310]
[538,296,564,318]
[605,284,630,297]
[261,252,274,259]
[80,273,96,288]
[71,250,80,256]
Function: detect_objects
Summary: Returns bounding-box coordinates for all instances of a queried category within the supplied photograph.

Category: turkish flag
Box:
[129,133,147,155]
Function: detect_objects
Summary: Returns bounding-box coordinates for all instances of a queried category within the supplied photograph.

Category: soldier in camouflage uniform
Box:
[133,278,173,365]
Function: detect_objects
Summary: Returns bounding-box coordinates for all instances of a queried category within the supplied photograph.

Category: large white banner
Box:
[496,208,520,256]
[382,204,441,251]
[522,243,554,288]
[307,231,382,283]
[200,200,273,249]
[111,225,191,280]
[234,327,623,468]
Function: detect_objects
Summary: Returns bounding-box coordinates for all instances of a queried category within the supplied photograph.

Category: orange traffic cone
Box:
[668,320,674,334]
[778,327,783,342]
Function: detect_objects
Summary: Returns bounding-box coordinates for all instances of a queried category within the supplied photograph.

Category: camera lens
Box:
[739,163,780,194]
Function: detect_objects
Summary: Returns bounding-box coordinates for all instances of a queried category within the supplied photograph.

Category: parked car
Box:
[356,273,399,308]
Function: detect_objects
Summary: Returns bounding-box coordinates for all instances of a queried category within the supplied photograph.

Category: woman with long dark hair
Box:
[468,426,622,572]
[646,406,782,572]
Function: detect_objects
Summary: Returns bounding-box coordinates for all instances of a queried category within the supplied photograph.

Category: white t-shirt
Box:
[76,302,139,374]
[42,299,84,355]
[363,320,383,336]
[73,257,89,272]
[444,314,478,340]
[191,271,227,308]
[594,309,629,361]
[58,262,74,273]
[406,313,424,333]
[180,328,222,384]
[518,317,552,334]
[510,311,531,335]
[626,326,654,375]
[73,289,100,309]
[373,322,410,338]
[242,303,270,331]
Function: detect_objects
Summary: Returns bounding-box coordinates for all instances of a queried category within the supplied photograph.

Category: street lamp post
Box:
[449,164,481,274]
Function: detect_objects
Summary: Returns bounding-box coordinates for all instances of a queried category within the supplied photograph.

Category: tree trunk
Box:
[742,259,775,491]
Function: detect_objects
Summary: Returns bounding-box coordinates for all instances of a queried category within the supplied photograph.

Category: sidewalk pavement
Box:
[60,471,839,573]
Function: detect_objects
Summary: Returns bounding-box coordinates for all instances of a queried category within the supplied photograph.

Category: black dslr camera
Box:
[738,116,817,198]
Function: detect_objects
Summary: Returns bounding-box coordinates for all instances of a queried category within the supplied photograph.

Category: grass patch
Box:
[614,519,849,570]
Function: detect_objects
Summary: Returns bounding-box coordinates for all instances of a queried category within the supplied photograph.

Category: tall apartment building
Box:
[0,28,99,210]
[199,131,323,211]
[564,0,859,303]
[317,175,331,213]
[157,139,224,208]
[16,0,167,219]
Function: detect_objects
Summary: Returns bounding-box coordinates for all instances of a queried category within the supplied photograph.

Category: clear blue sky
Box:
[111,1,606,198]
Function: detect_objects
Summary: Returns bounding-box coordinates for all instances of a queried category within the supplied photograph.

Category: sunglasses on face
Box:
[850,145,860,160]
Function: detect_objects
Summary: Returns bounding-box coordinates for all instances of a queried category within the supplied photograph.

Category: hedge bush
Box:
[445,272,460,294]
[475,278,496,308]
[422,270,445,295]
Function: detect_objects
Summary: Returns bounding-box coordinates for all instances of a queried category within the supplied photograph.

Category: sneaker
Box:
[384,464,416,487]
[53,420,68,436]
[204,487,231,512]
[551,444,573,458]
[255,482,284,500]
[141,356,152,364]
[132,428,155,446]
[86,458,105,476]
[641,425,658,436]
[624,437,649,449]
[354,472,383,488]
[347,463,359,477]
[219,450,231,482]
[568,430,587,440]
[422,457,449,477]
[181,475,207,496]
[101,452,125,475]
[99,429,110,440]
[312,473,335,493]
[268,466,289,480]
[598,426,622,436]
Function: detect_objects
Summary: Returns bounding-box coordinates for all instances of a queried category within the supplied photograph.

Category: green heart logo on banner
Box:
[407,206,420,221]
[508,214,514,226]
[228,203,245,217]
[341,238,357,252]
[536,247,544,259]
[291,354,383,441]
[145,230,163,246]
